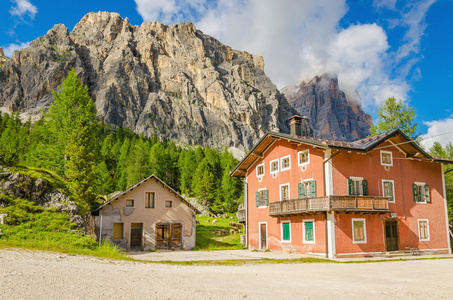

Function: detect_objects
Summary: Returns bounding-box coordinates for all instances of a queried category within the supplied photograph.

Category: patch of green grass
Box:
[0,193,127,260]
[193,214,246,251]
[8,165,69,194]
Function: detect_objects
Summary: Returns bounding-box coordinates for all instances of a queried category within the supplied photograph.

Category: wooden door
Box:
[130,223,143,249]
[385,220,399,251]
[170,223,182,248]
[260,223,267,250]
[156,223,182,249]
[156,224,169,248]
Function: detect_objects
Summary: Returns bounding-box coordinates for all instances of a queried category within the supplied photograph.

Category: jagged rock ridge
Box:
[0,11,296,152]
[282,73,373,141]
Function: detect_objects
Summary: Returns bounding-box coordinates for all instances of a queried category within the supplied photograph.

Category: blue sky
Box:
[1,0,452,147]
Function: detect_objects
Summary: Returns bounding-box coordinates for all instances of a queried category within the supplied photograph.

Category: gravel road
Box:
[1,249,452,299]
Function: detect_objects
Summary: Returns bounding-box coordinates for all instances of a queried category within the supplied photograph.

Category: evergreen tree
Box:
[44,69,100,212]
[114,137,131,191]
[125,138,151,187]
[369,96,419,139]
[429,142,453,229]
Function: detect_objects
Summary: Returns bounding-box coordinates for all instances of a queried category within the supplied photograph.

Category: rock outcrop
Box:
[0,12,295,152]
[0,167,85,230]
[282,73,373,141]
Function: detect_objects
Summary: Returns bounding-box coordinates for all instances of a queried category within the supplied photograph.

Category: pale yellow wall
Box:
[95,177,196,250]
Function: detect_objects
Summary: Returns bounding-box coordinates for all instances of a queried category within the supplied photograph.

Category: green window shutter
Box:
[304,221,314,241]
[412,184,418,202]
[264,189,269,206]
[348,179,353,195]
[298,182,305,198]
[424,185,430,203]
[282,222,290,241]
[256,191,260,207]
[362,180,368,196]
[310,180,316,197]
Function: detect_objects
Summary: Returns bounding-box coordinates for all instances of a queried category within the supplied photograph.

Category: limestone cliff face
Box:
[0,12,295,151]
[282,73,373,141]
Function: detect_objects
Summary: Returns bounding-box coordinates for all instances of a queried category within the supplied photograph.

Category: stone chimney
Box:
[288,115,312,137]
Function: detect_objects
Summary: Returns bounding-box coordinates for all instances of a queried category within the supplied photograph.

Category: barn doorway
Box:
[130,223,143,250]
[384,219,399,252]
[156,223,182,250]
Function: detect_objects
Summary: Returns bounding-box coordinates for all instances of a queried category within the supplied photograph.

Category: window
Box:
[418,219,430,241]
[113,223,123,239]
[380,151,393,166]
[303,220,315,243]
[126,199,134,207]
[255,189,268,207]
[145,192,155,208]
[348,178,368,196]
[281,221,291,243]
[165,200,172,208]
[281,155,291,171]
[298,150,309,166]
[280,183,290,201]
[298,179,316,198]
[270,159,279,174]
[382,180,395,203]
[413,182,430,203]
[352,218,366,243]
[256,163,264,177]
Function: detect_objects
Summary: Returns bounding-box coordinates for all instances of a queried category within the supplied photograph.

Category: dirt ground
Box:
[1,249,453,299]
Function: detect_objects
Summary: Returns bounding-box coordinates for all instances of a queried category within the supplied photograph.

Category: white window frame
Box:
[280,183,290,201]
[414,181,427,204]
[259,221,268,250]
[281,220,291,243]
[382,179,395,203]
[256,163,265,178]
[257,188,268,209]
[350,176,364,196]
[418,219,430,241]
[380,150,393,166]
[301,178,315,198]
[298,149,310,166]
[270,159,279,174]
[352,218,367,244]
[281,155,291,171]
[302,219,315,244]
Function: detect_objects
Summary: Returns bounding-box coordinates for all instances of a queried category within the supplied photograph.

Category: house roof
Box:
[230,129,453,177]
[91,174,201,215]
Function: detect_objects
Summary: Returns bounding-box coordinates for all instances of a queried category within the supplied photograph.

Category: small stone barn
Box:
[92,175,200,250]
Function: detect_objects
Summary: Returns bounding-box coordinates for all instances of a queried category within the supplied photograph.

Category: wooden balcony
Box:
[269,196,390,217]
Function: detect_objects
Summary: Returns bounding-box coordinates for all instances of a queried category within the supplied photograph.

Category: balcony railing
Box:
[269,195,389,216]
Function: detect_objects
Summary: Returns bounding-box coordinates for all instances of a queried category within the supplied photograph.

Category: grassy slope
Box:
[0,166,127,260]
[193,214,246,250]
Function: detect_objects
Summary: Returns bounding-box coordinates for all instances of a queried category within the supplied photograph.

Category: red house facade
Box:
[231,116,452,258]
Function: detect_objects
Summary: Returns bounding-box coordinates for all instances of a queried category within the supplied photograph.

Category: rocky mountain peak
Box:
[0,11,295,152]
[0,47,7,64]
[282,73,373,141]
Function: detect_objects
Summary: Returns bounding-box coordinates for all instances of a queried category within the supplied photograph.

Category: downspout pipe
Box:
[322,149,341,258]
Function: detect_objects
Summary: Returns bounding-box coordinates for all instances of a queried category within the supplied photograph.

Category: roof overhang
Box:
[92,175,201,215]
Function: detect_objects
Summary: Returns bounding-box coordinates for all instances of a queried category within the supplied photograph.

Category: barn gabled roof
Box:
[230,128,453,178]
[92,174,201,215]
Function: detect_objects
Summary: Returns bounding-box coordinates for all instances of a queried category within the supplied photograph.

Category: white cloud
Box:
[2,41,30,57]
[133,0,435,109]
[373,0,397,10]
[9,0,38,20]
[422,117,453,149]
